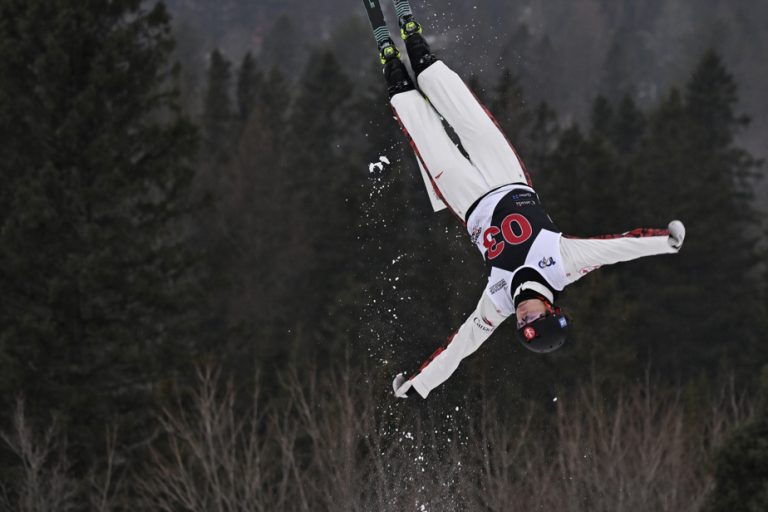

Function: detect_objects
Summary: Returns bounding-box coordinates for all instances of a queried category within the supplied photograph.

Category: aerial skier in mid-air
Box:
[362,0,686,399]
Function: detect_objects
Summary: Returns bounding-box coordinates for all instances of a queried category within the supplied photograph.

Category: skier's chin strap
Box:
[512,281,555,309]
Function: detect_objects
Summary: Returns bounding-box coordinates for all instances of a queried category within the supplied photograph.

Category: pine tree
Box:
[206,63,292,383]
[236,51,262,126]
[612,95,646,155]
[196,37,293,389]
[0,0,200,471]
[525,102,560,180]
[680,50,764,371]
[538,124,623,233]
[623,51,764,376]
[686,50,745,148]
[261,65,290,137]
[490,68,532,155]
[202,49,235,163]
[263,48,363,366]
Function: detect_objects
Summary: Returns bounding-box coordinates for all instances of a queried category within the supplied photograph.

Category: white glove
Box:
[392,373,414,398]
[667,220,685,250]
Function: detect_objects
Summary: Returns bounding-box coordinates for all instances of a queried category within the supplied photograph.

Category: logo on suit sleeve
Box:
[538,257,556,269]
[489,279,508,294]
[473,317,494,332]
[470,225,482,245]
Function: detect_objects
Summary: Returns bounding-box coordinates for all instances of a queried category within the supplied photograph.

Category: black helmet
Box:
[516,302,569,353]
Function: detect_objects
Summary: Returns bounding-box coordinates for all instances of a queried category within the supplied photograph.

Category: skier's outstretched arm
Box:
[560,220,686,284]
[393,291,510,399]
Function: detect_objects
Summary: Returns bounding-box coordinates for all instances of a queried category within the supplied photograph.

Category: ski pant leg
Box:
[416,61,532,189]
[390,89,489,222]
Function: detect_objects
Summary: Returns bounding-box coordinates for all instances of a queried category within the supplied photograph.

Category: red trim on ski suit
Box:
[391,106,466,225]
[411,331,452,379]
[565,227,671,240]
[467,88,535,188]
[410,331,459,380]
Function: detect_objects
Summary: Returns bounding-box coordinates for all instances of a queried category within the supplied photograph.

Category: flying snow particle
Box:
[368,155,391,173]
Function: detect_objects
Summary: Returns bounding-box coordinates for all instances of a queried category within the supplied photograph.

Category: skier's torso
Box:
[466,184,568,315]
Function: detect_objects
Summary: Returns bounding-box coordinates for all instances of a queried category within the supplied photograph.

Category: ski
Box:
[392,0,428,44]
[361,0,393,49]
[392,0,415,29]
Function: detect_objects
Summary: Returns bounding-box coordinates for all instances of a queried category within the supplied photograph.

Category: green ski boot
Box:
[400,17,423,40]
[378,39,401,65]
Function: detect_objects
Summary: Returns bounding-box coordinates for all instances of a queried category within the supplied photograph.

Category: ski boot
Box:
[378,38,400,65]
[379,38,415,98]
[397,15,437,75]
[399,16,423,40]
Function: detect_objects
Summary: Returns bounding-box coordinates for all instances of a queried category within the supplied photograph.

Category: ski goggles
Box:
[515,300,560,329]
[516,312,545,329]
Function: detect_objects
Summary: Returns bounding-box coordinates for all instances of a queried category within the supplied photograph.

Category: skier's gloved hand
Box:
[393,373,416,398]
[667,220,686,251]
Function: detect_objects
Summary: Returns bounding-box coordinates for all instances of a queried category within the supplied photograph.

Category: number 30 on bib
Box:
[483,214,533,260]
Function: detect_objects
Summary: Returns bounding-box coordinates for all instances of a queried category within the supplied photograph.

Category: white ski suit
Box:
[390,61,685,399]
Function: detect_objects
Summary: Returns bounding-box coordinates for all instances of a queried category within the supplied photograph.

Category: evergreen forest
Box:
[0,1,766,510]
